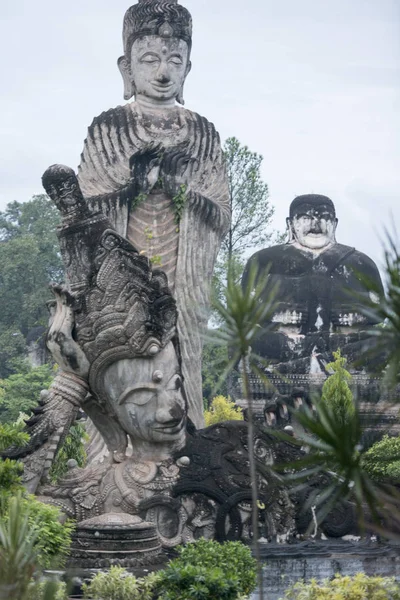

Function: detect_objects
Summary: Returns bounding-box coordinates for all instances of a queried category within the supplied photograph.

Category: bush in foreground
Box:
[83,539,257,600]
[284,573,400,599]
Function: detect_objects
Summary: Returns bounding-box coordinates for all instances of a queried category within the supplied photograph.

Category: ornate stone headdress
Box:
[43,165,178,412]
[122,0,193,57]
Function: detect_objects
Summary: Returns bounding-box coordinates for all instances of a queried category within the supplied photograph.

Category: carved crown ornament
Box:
[43,164,179,415]
[123,0,193,55]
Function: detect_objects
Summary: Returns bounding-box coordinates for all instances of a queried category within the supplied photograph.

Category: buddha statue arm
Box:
[77,106,230,234]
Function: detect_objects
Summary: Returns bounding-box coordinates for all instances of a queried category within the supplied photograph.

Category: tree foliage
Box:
[363,435,400,484]
[0,364,54,424]
[285,574,400,600]
[0,195,62,376]
[321,350,355,426]
[212,137,280,307]
[0,422,29,494]
[49,422,88,483]
[204,395,243,426]
[357,231,400,385]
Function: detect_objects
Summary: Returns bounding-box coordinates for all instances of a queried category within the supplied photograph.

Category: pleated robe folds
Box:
[77,102,230,428]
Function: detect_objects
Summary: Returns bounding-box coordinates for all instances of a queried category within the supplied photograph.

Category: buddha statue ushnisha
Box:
[77,0,230,428]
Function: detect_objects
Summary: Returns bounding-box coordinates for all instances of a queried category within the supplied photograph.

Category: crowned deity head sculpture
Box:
[117,0,193,107]
[42,164,187,462]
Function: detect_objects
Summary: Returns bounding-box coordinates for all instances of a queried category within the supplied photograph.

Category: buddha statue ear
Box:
[118,55,135,101]
[176,60,192,106]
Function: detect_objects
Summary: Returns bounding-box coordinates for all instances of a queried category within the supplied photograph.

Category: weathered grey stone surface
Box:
[243,194,384,376]
[76,0,230,428]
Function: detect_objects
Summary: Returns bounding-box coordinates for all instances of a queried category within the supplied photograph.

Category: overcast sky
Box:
[1,0,399,271]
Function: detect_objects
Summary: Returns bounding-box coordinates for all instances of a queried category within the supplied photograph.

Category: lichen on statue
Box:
[243,194,384,374]
[77,0,230,428]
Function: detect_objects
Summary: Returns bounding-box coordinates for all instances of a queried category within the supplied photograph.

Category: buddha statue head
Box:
[118,0,193,107]
[287,194,338,253]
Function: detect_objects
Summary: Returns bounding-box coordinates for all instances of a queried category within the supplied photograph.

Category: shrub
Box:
[321,350,355,426]
[22,495,74,569]
[284,573,400,599]
[83,541,256,600]
[204,395,243,426]
[0,494,74,570]
[82,566,157,600]
[0,422,29,495]
[156,564,240,600]
[165,539,257,597]
[29,579,68,600]
[0,494,39,600]
[363,434,400,483]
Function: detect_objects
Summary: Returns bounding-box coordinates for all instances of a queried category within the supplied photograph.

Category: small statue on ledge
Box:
[243,194,384,374]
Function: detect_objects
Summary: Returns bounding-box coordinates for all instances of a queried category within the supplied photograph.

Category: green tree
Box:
[321,351,355,426]
[0,195,62,376]
[204,138,280,404]
[49,422,89,482]
[204,395,243,426]
[0,364,54,424]
[209,261,280,599]
[213,137,278,304]
[222,137,273,271]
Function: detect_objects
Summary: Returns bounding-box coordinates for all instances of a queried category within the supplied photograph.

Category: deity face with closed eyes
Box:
[103,342,186,456]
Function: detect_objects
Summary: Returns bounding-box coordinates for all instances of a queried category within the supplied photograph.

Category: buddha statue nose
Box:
[155,393,184,423]
[156,64,171,83]
[310,217,322,233]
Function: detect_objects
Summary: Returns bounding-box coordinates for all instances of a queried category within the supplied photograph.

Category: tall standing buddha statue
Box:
[77,0,230,428]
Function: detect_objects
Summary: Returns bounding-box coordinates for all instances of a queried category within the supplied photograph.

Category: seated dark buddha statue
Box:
[243,194,384,374]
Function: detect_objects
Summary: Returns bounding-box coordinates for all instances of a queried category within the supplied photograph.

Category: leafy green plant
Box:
[275,395,400,537]
[172,184,187,226]
[363,435,400,484]
[321,350,355,425]
[0,364,54,423]
[169,539,257,597]
[0,422,29,496]
[29,580,68,600]
[50,421,88,482]
[204,395,243,426]
[283,573,400,599]
[208,260,279,598]
[82,566,155,600]
[156,564,240,600]
[21,495,74,569]
[0,493,39,600]
[357,231,400,385]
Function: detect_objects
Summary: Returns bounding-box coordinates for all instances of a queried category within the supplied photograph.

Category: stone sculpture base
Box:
[68,513,162,569]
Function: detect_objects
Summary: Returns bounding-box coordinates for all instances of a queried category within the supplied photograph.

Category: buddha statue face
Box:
[288,201,338,251]
[103,342,186,452]
[119,35,191,107]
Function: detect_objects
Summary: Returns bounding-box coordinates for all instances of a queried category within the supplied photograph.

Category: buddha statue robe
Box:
[243,241,384,373]
[77,102,230,428]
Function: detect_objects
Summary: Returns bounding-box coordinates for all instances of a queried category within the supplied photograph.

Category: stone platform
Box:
[251,539,400,599]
